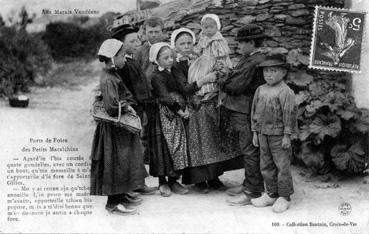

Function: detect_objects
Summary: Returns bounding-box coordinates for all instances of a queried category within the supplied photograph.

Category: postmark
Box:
[309,6,367,73]
[338,202,352,216]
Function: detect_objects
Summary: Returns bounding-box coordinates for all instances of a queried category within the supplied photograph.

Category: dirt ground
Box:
[0,60,368,234]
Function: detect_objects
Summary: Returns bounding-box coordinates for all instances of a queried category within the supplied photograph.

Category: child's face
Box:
[122,32,141,55]
[201,18,218,38]
[237,41,255,55]
[113,47,127,68]
[157,47,174,70]
[145,25,163,44]
[263,66,287,86]
[175,34,194,55]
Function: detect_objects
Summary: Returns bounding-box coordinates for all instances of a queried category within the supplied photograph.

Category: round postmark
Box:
[338,202,352,216]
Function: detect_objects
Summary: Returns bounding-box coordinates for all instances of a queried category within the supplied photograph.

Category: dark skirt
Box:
[146,103,179,178]
[182,156,243,184]
[90,122,146,196]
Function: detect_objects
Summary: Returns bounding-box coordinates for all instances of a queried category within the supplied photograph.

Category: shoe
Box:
[159,184,172,197]
[121,195,143,206]
[226,193,252,206]
[105,204,137,215]
[226,185,246,196]
[208,178,227,191]
[126,191,140,198]
[251,193,277,207]
[170,182,189,195]
[272,197,290,213]
[134,185,157,195]
[193,182,209,194]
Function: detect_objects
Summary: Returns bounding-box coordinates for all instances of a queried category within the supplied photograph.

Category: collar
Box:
[158,66,171,72]
[125,54,133,59]
[176,53,187,63]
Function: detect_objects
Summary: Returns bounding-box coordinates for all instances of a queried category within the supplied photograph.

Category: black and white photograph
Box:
[0,0,368,233]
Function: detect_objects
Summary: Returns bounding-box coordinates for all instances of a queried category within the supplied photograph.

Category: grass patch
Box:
[39,59,102,89]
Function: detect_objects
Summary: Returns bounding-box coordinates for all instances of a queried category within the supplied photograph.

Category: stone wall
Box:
[125,0,345,61]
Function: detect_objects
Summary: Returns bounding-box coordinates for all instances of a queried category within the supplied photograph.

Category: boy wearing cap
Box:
[222,24,267,205]
[250,54,296,213]
[134,16,165,80]
[111,23,157,195]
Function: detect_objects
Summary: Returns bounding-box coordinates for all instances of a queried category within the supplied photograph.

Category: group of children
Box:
[91,12,297,215]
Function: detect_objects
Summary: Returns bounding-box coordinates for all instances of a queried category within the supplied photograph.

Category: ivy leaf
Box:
[295,91,309,106]
[331,143,366,174]
[286,49,300,66]
[287,71,314,87]
[305,100,323,116]
[352,109,369,134]
[296,142,325,170]
[337,110,356,120]
[331,145,349,171]
[310,114,341,143]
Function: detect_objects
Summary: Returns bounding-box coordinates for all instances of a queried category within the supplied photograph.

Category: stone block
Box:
[274,14,288,20]
[289,9,310,17]
[238,15,256,24]
[288,3,306,10]
[256,13,272,21]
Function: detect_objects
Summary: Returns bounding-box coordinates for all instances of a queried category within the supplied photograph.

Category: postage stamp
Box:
[309,6,367,73]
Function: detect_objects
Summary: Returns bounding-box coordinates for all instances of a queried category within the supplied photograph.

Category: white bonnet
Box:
[149,42,171,65]
[201,14,221,30]
[97,39,123,59]
[170,27,196,49]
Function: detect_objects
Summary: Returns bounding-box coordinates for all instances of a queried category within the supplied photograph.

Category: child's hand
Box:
[126,105,137,115]
[183,108,190,119]
[252,132,259,147]
[177,110,189,119]
[282,135,291,149]
[213,60,225,71]
[198,72,217,87]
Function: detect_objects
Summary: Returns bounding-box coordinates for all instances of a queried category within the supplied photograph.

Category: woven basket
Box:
[91,100,142,134]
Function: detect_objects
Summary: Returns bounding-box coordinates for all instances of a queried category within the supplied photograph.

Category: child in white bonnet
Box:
[188,13,233,102]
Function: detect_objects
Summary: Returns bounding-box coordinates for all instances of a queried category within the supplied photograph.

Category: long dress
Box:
[148,68,189,177]
[173,58,242,185]
[90,68,146,196]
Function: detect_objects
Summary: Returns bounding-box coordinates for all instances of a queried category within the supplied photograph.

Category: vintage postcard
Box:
[309,6,367,73]
[1,0,369,234]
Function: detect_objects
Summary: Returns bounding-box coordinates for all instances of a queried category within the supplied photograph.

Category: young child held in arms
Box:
[188,13,232,102]
[250,54,296,213]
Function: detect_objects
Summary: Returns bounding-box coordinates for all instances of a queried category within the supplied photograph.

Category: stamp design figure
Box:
[310,6,367,73]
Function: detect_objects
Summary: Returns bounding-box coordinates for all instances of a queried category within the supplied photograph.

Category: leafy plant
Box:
[0,8,51,96]
[286,49,368,175]
[331,143,367,175]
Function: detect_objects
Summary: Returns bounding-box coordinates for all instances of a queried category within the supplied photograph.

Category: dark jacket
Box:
[222,51,266,114]
[172,60,200,96]
[117,57,153,107]
[151,69,186,113]
[134,42,157,84]
[99,68,136,117]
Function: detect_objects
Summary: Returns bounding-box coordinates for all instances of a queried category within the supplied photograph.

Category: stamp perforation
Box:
[308,5,367,73]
